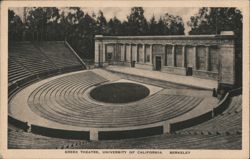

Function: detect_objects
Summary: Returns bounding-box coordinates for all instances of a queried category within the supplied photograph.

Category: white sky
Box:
[12,7,200,34]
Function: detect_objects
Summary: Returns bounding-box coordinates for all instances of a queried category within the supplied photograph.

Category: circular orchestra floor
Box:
[90,82,150,103]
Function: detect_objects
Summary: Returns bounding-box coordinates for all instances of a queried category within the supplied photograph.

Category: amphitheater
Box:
[8,41,242,149]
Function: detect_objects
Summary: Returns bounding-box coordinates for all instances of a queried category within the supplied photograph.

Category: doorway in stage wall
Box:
[187,66,193,76]
[155,56,161,71]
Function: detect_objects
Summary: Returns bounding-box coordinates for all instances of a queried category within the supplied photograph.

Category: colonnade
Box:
[104,43,218,72]
[95,33,235,84]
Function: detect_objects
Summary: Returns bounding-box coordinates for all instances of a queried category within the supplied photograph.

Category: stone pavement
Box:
[106,65,218,90]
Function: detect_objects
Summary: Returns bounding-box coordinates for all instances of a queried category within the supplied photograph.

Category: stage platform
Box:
[106,66,218,90]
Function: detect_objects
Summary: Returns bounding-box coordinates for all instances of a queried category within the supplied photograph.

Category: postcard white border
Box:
[0,1,249,159]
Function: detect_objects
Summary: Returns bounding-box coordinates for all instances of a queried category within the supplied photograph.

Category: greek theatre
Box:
[95,31,235,86]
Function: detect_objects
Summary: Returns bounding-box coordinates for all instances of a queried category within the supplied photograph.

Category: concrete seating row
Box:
[9,42,84,77]
[8,127,80,149]
[9,42,58,74]
[8,58,32,84]
[59,133,241,149]
[8,122,241,149]
[8,42,88,148]
[8,71,242,149]
[27,71,203,128]
[35,42,82,68]
[8,42,86,98]
[175,95,242,135]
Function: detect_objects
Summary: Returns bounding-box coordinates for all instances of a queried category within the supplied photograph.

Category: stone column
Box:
[94,42,100,66]
[206,46,210,71]
[136,44,139,62]
[219,43,235,85]
[113,43,116,61]
[102,43,105,63]
[182,45,186,67]
[121,44,125,62]
[172,45,175,67]
[130,43,132,62]
[150,44,153,64]
[193,46,197,70]
[142,44,145,63]
[162,44,166,66]
[124,44,127,62]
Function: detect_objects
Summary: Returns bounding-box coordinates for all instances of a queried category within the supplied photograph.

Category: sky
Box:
[11,7,200,34]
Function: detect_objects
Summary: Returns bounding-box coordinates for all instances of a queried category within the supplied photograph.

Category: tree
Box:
[45,7,60,40]
[59,7,95,59]
[96,10,107,35]
[162,13,185,35]
[148,13,185,35]
[126,7,148,35]
[187,8,211,35]
[148,15,158,35]
[8,9,24,41]
[107,16,123,36]
[187,7,242,36]
[26,7,61,41]
[156,17,167,35]
[188,7,243,86]
[77,13,97,59]
[60,7,85,40]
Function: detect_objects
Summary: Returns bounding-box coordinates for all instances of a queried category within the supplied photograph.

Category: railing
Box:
[64,40,87,69]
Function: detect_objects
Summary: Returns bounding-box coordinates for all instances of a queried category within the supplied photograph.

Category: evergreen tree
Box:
[96,10,107,35]
[26,7,61,41]
[8,9,24,41]
[187,7,242,36]
[162,13,185,35]
[45,7,60,40]
[148,15,158,35]
[77,13,97,59]
[126,7,148,35]
[156,17,167,35]
[107,16,122,36]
